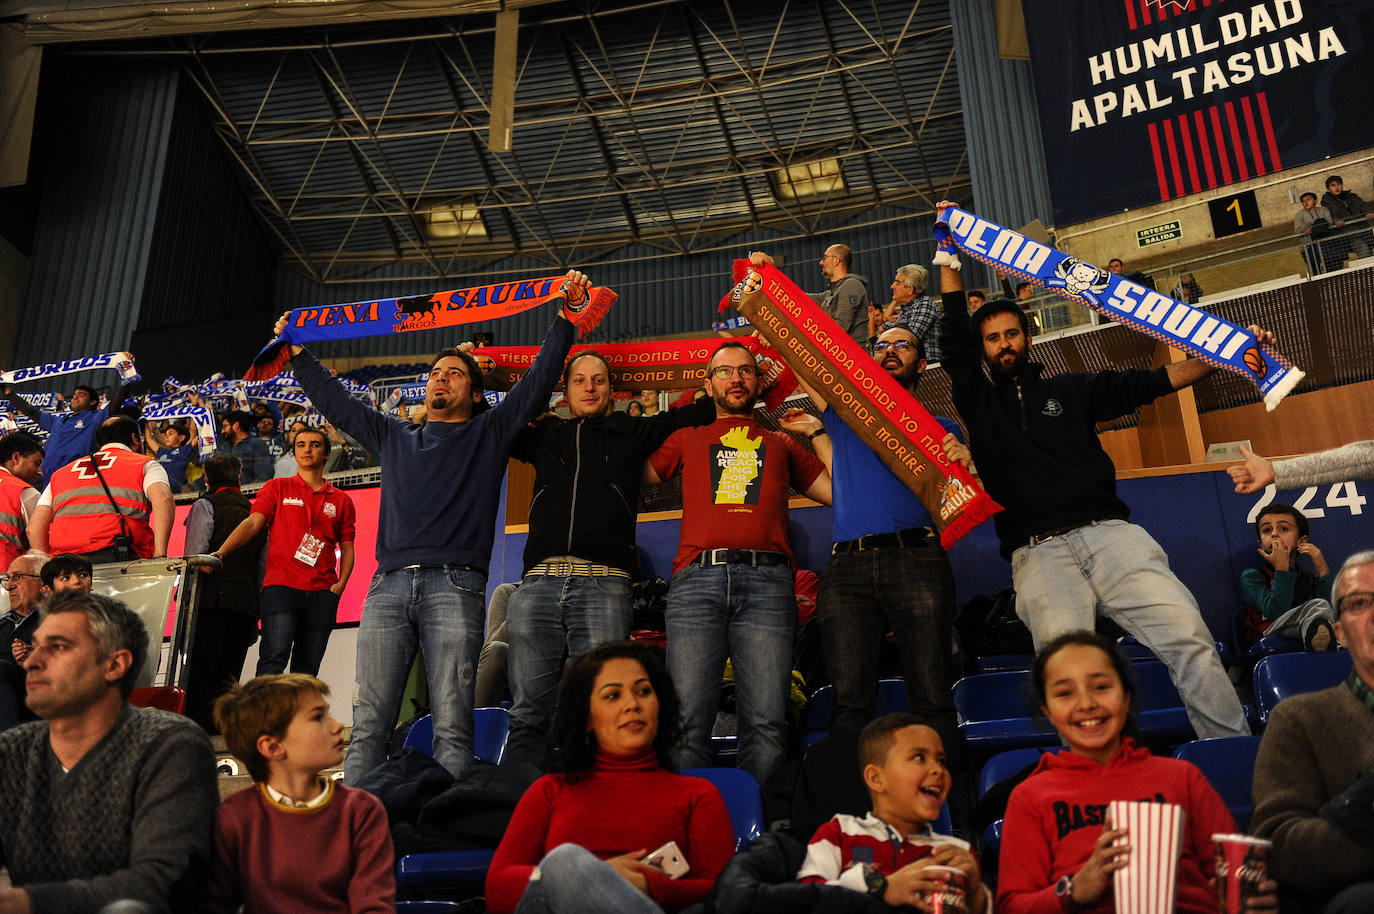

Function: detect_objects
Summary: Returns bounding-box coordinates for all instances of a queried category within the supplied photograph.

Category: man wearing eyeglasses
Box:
[644,340,832,785]
[0,551,47,732]
[777,326,965,771]
[1252,550,1374,912]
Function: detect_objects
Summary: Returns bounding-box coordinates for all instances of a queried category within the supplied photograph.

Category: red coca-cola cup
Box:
[1212,833,1271,914]
[924,864,967,914]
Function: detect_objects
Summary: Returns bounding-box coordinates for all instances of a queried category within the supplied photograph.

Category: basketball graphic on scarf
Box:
[474,354,496,375]
[1243,347,1267,379]
[560,278,589,313]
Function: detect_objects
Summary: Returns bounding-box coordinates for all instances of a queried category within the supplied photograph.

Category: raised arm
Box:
[0,386,42,425]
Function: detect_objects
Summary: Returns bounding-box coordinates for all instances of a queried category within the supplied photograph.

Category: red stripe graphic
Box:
[1241,96,1267,177]
[1209,106,1233,184]
[1193,109,1218,188]
[1177,114,1202,194]
[1162,119,1186,198]
[1148,122,1171,201]
[1257,91,1283,171]
[1124,0,1139,30]
[1139,0,1153,27]
[1224,100,1250,180]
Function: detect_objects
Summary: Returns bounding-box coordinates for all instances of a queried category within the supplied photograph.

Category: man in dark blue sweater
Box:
[276,270,602,781]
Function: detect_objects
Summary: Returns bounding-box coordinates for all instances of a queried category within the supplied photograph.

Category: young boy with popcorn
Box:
[797,712,989,912]
[207,674,395,913]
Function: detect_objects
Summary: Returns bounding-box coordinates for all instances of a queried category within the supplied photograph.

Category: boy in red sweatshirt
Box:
[207,674,395,913]
[797,713,990,912]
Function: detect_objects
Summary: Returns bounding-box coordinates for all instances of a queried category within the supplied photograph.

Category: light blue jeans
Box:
[343,565,485,783]
[505,573,633,767]
[1011,520,1249,739]
[514,844,664,914]
[665,561,795,785]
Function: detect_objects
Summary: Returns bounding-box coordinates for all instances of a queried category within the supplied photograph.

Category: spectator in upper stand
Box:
[501,350,715,769]
[643,339,831,786]
[182,454,269,732]
[273,420,307,478]
[1295,191,1338,275]
[29,415,175,562]
[275,270,597,783]
[639,389,661,417]
[0,432,44,572]
[934,199,1251,743]
[322,422,370,473]
[0,591,219,912]
[207,674,394,914]
[211,428,355,681]
[1107,257,1124,274]
[256,413,290,463]
[966,289,987,313]
[145,419,196,493]
[777,325,963,774]
[1252,550,1374,912]
[0,550,47,733]
[1172,271,1203,304]
[219,410,274,485]
[870,264,941,363]
[749,245,871,346]
[1,379,122,487]
[626,400,645,418]
[1322,174,1373,261]
[1241,502,1338,653]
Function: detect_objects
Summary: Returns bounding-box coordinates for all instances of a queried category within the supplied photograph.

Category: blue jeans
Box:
[505,574,633,767]
[1011,520,1249,739]
[665,561,795,785]
[256,585,340,677]
[343,565,485,782]
[817,541,959,766]
[514,844,664,914]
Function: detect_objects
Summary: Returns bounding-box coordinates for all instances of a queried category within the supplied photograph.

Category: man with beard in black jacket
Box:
[502,351,715,768]
[933,199,1256,742]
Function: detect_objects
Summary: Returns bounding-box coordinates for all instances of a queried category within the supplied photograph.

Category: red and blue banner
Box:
[1022,0,1374,224]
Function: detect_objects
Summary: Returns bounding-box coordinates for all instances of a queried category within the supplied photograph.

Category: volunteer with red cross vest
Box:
[211,426,356,677]
[0,432,44,572]
[27,416,174,561]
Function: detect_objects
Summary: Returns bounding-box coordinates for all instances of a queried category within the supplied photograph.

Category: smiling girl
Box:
[996,631,1276,913]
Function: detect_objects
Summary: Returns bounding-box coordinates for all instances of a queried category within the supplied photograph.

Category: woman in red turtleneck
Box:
[485,641,736,914]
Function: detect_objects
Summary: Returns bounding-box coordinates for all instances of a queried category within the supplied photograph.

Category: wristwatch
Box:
[863,864,887,898]
[1055,874,1083,912]
[808,427,828,441]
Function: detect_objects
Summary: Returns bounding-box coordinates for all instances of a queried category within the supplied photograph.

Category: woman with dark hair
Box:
[998,631,1276,913]
[485,641,736,914]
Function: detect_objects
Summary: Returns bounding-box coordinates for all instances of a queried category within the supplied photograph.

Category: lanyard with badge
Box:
[293,487,329,568]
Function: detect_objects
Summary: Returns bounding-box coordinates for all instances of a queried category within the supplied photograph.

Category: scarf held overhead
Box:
[246,277,615,381]
[1,352,140,387]
[140,402,218,458]
[721,260,1001,549]
[933,205,1304,411]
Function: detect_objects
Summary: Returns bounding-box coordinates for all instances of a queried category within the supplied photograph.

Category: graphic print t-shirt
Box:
[650,417,825,574]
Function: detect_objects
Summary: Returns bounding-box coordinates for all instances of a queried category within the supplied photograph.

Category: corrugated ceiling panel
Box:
[13,60,178,369]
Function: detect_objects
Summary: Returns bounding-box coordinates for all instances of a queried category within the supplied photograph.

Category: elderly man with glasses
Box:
[1252,550,1374,913]
[643,339,831,785]
[0,550,48,732]
[777,325,966,774]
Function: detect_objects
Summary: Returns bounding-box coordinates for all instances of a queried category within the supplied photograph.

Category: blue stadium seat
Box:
[394,708,513,892]
[954,661,1200,752]
[976,747,1063,858]
[1172,736,1263,829]
[971,654,1034,674]
[1118,636,1231,669]
[1253,651,1352,726]
[682,767,766,851]
[799,678,910,748]
[402,708,511,764]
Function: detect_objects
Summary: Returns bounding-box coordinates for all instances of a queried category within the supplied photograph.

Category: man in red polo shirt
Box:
[212,427,356,676]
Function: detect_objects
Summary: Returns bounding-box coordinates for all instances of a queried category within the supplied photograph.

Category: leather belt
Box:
[1028,520,1098,547]
[693,549,789,567]
[832,527,934,556]
[527,561,631,579]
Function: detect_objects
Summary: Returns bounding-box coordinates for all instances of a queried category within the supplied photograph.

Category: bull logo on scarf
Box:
[396,294,441,323]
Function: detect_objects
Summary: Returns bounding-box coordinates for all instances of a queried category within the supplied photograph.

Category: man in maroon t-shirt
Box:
[213,428,356,676]
[645,340,831,785]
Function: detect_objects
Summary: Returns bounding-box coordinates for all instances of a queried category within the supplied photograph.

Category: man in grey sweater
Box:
[0,591,218,913]
[1252,550,1374,912]
[1229,440,1374,494]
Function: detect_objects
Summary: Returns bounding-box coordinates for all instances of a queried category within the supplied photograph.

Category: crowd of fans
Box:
[0,207,1371,913]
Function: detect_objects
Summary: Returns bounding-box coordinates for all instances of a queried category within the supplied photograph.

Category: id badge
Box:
[294,532,326,567]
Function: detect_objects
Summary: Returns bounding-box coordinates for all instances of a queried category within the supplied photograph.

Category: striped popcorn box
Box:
[1109,800,1186,914]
